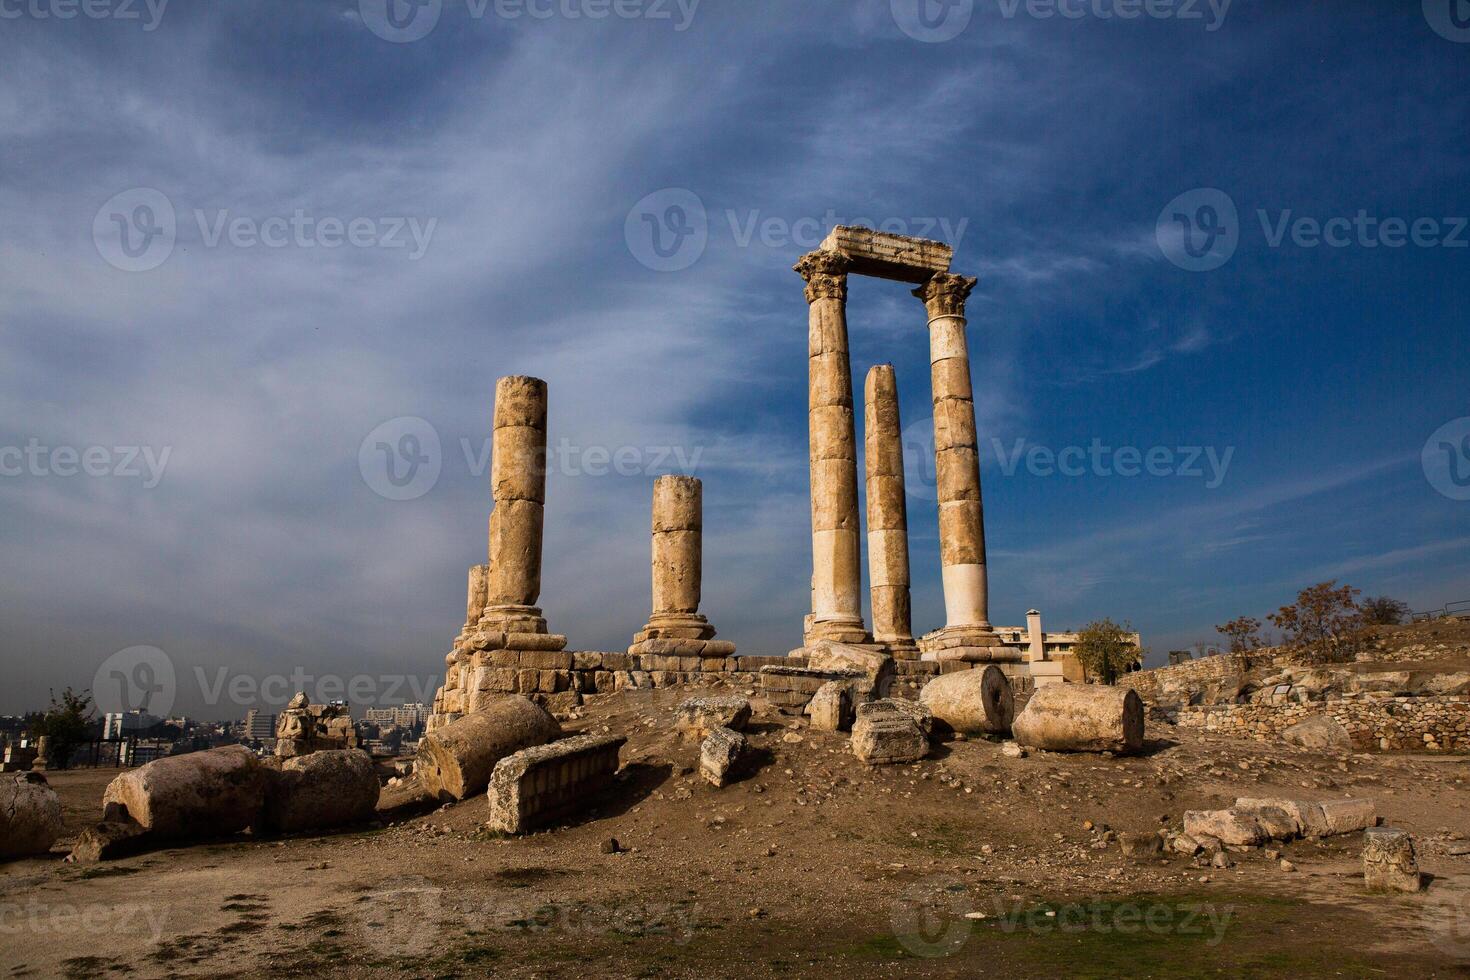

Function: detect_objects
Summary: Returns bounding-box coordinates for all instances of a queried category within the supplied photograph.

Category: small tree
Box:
[1359,596,1410,627]
[1268,581,1364,663]
[29,688,96,770]
[1073,618,1142,685]
[1215,616,1265,654]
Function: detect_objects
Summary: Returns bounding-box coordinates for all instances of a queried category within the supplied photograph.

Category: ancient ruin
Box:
[629,475,734,658]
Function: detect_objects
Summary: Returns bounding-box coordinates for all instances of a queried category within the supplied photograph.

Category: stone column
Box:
[478,376,563,645]
[630,475,734,656]
[465,564,490,629]
[914,274,1010,662]
[795,250,870,646]
[864,365,916,656]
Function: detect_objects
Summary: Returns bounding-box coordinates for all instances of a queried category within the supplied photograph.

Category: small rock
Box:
[1279,859,1297,872]
[599,837,621,854]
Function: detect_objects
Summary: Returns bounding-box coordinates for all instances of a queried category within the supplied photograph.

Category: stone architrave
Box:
[864,364,917,656]
[630,476,734,657]
[912,273,1013,663]
[795,250,870,647]
[477,376,563,645]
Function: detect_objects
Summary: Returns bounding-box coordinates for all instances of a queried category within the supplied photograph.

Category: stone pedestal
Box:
[631,475,734,657]
[796,250,870,647]
[476,376,566,650]
[864,364,918,658]
[912,274,1014,664]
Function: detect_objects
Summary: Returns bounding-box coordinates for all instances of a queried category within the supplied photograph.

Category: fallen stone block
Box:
[1119,831,1163,859]
[101,745,266,838]
[1234,797,1315,837]
[1282,715,1353,752]
[674,695,751,741]
[1363,828,1421,892]
[804,641,895,699]
[851,713,928,765]
[416,696,561,802]
[261,749,380,835]
[0,772,63,859]
[485,734,625,834]
[68,819,151,863]
[1011,684,1144,754]
[1233,801,1299,840]
[857,698,934,739]
[700,726,749,787]
[1183,808,1269,847]
[919,665,1014,736]
[1316,798,1377,836]
[808,681,853,732]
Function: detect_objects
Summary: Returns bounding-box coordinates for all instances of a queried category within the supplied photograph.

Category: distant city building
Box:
[994,610,1144,686]
[103,710,160,739]
[243,709,277,741]
[365,703,430,730]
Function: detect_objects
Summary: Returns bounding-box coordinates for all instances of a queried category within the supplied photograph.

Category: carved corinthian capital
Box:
[913,272,978,319]
[794,250,851,304]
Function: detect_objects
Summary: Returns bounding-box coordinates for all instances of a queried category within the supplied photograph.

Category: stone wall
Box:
[1121,649,1292,703]
[1176,695,1469,752]
[436,648,955,725]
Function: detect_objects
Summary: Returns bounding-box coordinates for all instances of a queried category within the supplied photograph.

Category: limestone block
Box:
[415,696,561,802]
[809,352,854,405]
[808,681,853,732]
[1011,684,1144,754]
[932,398,978,452]
[1183,809,1269,847]
[1316,798,1377,836]
[0,772,63,858]
[487,500,544,605]
[674,695,751,740]
[466,563,490,625]
[491,424,547,503]
[935,447,981,502]
[805,642,895,697]
[929,357,973,401]
[856,698,934,739]
[493,375,547,430]
[937,499,985,564]
[261,750,379,835]
[919,665,1014,736]
[851,714,928,765]
[651,475,702,531]
[700,726,748,787]
[1282,715,1353,752]
[68,819,150,863]
[102,746,267,838]
[809,463,860,530]
[819,226,953,283]
[1362,828,1422,892]
[485,734,625,834]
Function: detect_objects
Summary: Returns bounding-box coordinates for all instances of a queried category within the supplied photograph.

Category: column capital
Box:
[913,272,978,319]
[794,250,851,304]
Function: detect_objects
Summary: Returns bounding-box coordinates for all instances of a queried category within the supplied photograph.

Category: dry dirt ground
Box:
[4,688,1470,979]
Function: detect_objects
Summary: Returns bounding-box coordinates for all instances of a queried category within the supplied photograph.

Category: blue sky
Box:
[2,0,1467,719]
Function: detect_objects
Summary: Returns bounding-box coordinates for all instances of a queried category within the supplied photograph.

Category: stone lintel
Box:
[819,226,954,284]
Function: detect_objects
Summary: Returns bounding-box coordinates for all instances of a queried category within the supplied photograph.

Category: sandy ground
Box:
[4,687,1470,978]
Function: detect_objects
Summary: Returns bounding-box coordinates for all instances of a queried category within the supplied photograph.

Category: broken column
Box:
[477,375,564,647]
[864,364,917,657]
[629,475,734,657]
[796,250,869,646]
[913,273,1011,663]
[1363,828,1422,892]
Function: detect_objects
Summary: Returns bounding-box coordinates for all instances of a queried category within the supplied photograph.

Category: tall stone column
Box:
[630,475,734,656]
[795,250,870,647]
[913,274,1011,662]
[864,364,917,656]
[477,375,564,647]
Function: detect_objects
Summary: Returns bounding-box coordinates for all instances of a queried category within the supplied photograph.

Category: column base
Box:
[875,639,922,661]
[918,624,1022,663]
[804,615,872,646]
[475,605,565,648]
[628,637,737,657]
[632,613,716,643]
